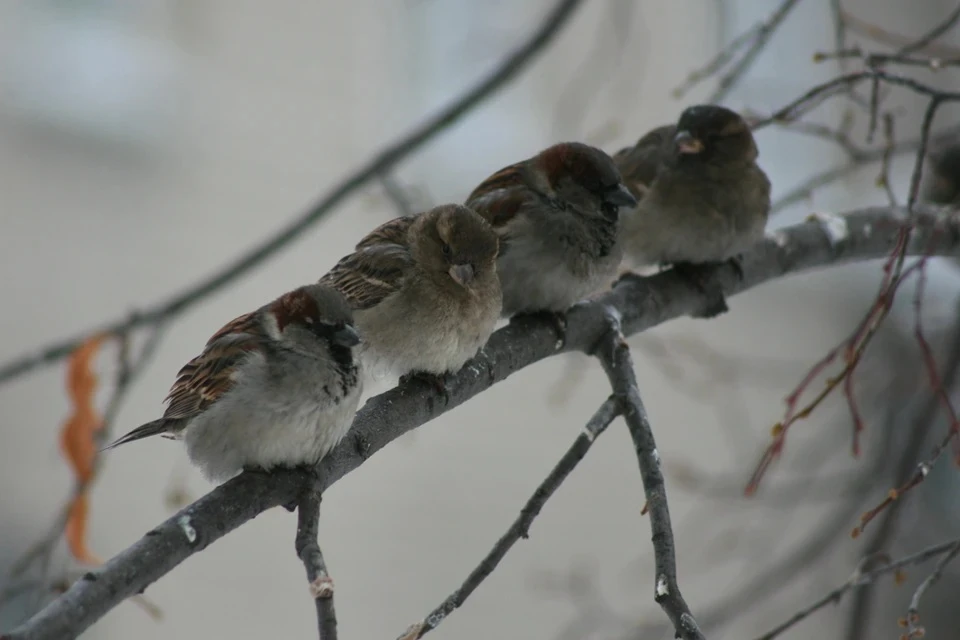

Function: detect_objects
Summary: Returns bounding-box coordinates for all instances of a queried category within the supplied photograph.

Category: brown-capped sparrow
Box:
[104,284,362,481]
[319,204,501,393]
[464,141,637,330]
[614,105,771,318]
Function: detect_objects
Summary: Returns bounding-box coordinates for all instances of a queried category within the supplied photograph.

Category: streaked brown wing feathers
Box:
[162,313,264,420]
[356,215,415,249]
[466,188,530,230]
[321,244,412,311]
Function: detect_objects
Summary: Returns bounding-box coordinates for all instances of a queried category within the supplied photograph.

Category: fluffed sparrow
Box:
[320,204,501,390]
[104,284,362,481]
[614,104,771,318]
[465,142,637,326]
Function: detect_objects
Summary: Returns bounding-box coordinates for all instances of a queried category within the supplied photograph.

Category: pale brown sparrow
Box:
[320,204,501,391]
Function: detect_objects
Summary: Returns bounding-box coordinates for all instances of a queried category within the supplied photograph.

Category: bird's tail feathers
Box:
[101,418,172,452]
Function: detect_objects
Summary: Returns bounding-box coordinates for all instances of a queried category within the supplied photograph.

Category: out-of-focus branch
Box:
[0,0,586,386]
[5,207,960,640]
[770,127,960,215]
[838,3,960,58]
[673,0,802,103]
[397,399,620,639]
[596,314,704,639]
[295,491,337,640]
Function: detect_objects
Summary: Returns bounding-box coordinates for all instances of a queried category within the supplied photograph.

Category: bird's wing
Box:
[321,244,413,311]
[613,124,675,199]
[355,215,416,249]
[465,161,535,231]
[162,312,265,421]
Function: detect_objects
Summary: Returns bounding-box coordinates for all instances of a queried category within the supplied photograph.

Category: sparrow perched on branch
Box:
[921,140,960,207]
[465,142,637,326]
[320,204,501,390]
[104,284,363,482]
[614,105,771,318]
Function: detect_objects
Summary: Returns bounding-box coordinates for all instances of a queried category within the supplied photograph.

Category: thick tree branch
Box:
[295,490,337,640]
[0,0,585,386]
[596,315,704,639]
[5,206,960,640]
[397,398,620,639]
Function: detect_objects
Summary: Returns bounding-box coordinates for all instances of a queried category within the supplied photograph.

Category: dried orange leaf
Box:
[64,493,102,565]
[60,335,106,563]
[60,335,105,483]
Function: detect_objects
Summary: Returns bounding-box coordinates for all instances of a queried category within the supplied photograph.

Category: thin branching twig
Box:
[295,490,337,640]
[398,399,620,639]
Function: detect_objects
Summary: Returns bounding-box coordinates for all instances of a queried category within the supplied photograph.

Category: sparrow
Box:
[103,284,363,482]
[464,142,638,329]
[319,204,501,391]
[614,104,771,318]
[921,139,960,207]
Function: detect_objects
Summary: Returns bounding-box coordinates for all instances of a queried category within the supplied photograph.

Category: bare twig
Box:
[897,2,960,56]
[0,0,586,386]
[596,313,704,640]
[398,399,620,639]
[748,66,958,494]
[838,4,960,58]
[5,207,960,640]
[771,124,960,213]
[815,47,960,69]
[673,0,802,103]
[877,113,900,206]
[752,70,960,129]
[295,490,337,640]
[754,536,960,640]
[904,539,960,638]
[845,298,960,638]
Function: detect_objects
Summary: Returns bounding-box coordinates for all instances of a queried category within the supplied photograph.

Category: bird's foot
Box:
[400,370,452,405]
[671,261,729,319]
[510,309,568,348]
[241,464,322,512]
[726,254,746,281]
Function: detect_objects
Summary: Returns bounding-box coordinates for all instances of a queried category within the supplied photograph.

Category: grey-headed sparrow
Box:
[104,284,362,481]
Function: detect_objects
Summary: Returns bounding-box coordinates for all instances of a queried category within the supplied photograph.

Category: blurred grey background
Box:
[2,1,960,638]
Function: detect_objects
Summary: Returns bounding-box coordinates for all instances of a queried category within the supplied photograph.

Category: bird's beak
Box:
[674,130,704,155]
[332,325,361,348]
[449,263,475,288]
[605,183,638,208]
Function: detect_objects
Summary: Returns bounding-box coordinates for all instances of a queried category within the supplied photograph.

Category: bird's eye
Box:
[441,243,452,257]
